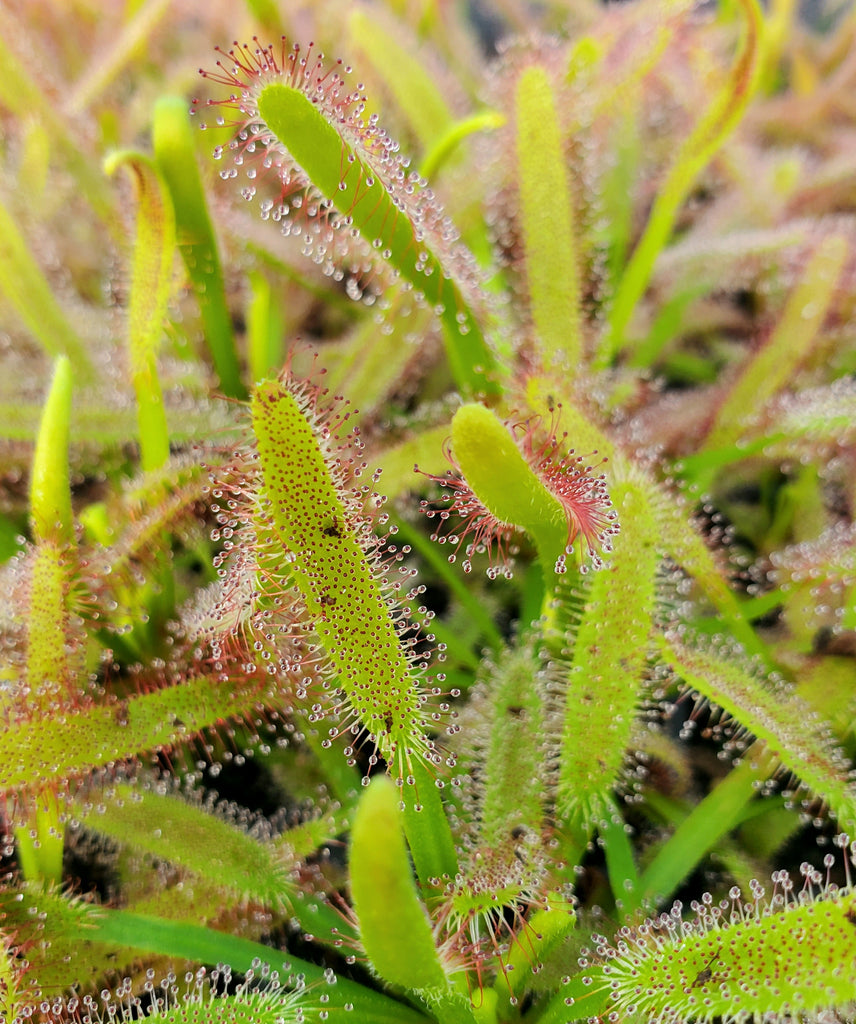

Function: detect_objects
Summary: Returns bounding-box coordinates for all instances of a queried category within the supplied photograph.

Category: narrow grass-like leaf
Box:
[400,758,460,888]
[324,298,434,423]
[246,268,285,382]
[153,95,246,399]
[703,232,847,451]
[105,151,173,471]
[0,398,238,448]
[0,199,94,378]
[1,890,426,1023]
[659,633,856,833]
[67,0,171,113]
[600,795,642,920]
[419,110,505,181]
[17,118,50,205]
[598,104,640,300]
[597,0,763,366]
[515,64,582,370]
[636,753,768,907]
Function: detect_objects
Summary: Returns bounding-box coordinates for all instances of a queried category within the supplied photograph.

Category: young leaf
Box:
[153,95,246,400]
[104,151,173,471]
[350,775,447,991]
[427,402,617,576]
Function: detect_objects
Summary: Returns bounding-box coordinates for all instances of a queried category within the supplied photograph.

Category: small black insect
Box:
[322,517,342,538]
[691,948,722,989]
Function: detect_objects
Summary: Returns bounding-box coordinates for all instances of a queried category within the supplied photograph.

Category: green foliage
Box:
[1,2,856,1023]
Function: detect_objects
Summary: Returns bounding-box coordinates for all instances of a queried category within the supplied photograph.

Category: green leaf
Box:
[515,64,582,370]
[30,356,74,545]
[251,76,499,396]
[597,0,764,366]
[75,784,296,909]
[451,403,568,570]
[251,374,438,775]
[350,775,447,991]
[556,468,659,844]
[0,674,288,796]
[348,8,454,153]
[703,233,848,451]
[104,150,173,470]
[153,95,246,399]
[659,633,856,835]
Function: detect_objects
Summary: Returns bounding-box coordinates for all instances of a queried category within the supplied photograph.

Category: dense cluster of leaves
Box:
[1,1,856,1022]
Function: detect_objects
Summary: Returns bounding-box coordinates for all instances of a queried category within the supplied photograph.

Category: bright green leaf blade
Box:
[153,95,246,399]
[703,232,847,452]
[350,775,447,991]
[29,356,74,544]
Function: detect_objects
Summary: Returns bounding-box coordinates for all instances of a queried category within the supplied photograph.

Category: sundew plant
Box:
[1,0,856,1022]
